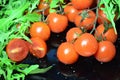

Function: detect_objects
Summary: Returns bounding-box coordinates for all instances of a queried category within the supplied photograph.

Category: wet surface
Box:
[25,21,120,80]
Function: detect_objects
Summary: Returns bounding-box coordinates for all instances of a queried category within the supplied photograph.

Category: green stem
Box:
[90,1,99,34]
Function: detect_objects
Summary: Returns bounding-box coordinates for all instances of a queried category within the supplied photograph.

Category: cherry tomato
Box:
[29,37,47,58]
[38,0,51,15]
[57,42,79,64]
[74,10,96,30]
[94,41,116,62]
[6,38,29,62]
[66,27,82,42]
[71,0,94,10]
[47,13,68,33]
[64,3,78,22]
[95,24,117,43]
[74,33,98,57]
[30,22,51,41]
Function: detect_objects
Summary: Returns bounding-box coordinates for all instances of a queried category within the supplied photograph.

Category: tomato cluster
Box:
[56,0,117,64]
[6,0,118,64]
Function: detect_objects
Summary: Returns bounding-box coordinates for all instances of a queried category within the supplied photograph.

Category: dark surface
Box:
[25,20,120,80]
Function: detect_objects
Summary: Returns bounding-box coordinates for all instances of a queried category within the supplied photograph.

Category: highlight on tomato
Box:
[57,42,79,64]
[29,37,47,58]
[94,41,116,63]
[6,38,29,62]
[74,33,98,57]
[47,13,68,33]
[30,22,51,41]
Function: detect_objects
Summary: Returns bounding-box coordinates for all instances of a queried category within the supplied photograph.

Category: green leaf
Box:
[0,1,30,31]
[0,0,53,80]
[49,0,59,13]
[29,65,53,74]
[15,13,41,22]
[17,65,39,75]
[0,68,6,79]
[99,0,117,34]
[12,73,25,80]
[28,0,40,13]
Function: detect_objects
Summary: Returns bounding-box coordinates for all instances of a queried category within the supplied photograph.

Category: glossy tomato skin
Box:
[74,33,98,57]
[74,10,96,30]
[66,27,82,42]
[47,13,68,33]
[95,24,117,43]
[29,37,47,58]
[71,0,93,10]
[6,38,29,62]
[64,3,78,22]
[94,41,116,62]
[30,22,51,41]
[57,42,79,64]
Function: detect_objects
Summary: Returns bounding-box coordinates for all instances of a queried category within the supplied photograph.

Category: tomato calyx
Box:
[95,23,113,42]
[103,22,113,33]
[95,34,106,42]
[79,10,90,22]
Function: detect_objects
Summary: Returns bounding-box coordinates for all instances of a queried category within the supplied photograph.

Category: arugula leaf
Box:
[0,0,52,80]
[15,13,41,22]
[49,0,65,13]
[29,65,53,74]
[28,0,40,13]
[114,0,120,18]
[12,73,25,80]
[99,0,119,34]
[49,0,59,13]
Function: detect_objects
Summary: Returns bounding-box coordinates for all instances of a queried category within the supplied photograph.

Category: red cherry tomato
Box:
[94,41,116,62]
[38,0,51,15]
[71,0,94,10]
[64,3,78,22]
[74,10,96,30]
[29,37,47,58]
[95,24,117,43]
[47,13,68,33]
[6,38,29,62]
[66,27,82,42]
[74,33,98,57]
[57,42,79,64]
[30,22,51,41]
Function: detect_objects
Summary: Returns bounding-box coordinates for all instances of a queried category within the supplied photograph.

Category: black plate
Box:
[25,20,120,80]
